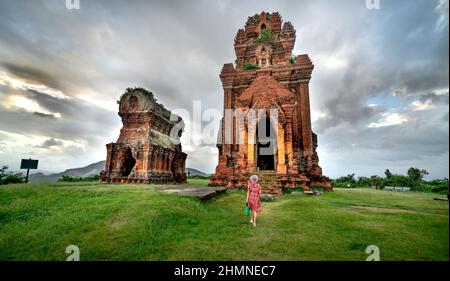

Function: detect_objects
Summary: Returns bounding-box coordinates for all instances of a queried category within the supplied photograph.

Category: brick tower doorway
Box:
[122,148,136,177]
[256,117,277,171]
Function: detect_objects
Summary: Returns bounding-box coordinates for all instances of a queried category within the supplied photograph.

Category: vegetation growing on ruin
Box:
[248,13,260,25]
[242,62,260,70]
[119,87,173,122]
[289,55,297,64]
[255,28,275,44]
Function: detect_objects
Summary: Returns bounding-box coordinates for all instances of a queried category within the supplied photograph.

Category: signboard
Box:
[20,159,39,170]
[20,159,39,183]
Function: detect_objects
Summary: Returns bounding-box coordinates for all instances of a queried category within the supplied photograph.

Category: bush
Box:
[332,174,357,188]
[356,176,372,187]
[2,174,25,184]
[119,87,173,122]
[58,174,100,182]
[431,184,449,194]
[312,186,327,193]
[428,178,449,194]
[383,174,412,188]
[255,28,275,44]
[289,55,297,64]
[333,167,448,194]
[238,186,247,192]
[242,63,260,70]
[0,166,25,185]
[283,186,304,194]
[187,175,209,180]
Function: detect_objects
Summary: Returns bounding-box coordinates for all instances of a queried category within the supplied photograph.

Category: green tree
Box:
[0,166,25,185]
[385,169,393,179]
[0,166,7,181]
[356,176,371,187]
[370,175,383,189]
[332,173,357,188]
[407,167,429,182]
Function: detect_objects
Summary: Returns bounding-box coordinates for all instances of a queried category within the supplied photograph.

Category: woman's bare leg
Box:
[249,210,253,223]
[253,212,257,226]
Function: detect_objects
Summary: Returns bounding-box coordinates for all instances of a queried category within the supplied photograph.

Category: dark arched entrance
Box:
[256,118,277,170]
[122,148,136,177]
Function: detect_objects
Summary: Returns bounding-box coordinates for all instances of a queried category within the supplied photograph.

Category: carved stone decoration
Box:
[209,12,332,194]
[101,88,187,184]
[255,45,273,68]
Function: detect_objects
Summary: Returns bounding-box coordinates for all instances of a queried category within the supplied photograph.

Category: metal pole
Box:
[26,169,30,183]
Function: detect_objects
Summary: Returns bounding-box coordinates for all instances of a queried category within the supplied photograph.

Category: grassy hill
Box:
[29,161,106,182]
[186,168,209,177]
[29,162,209,182]
[0,180,448,261]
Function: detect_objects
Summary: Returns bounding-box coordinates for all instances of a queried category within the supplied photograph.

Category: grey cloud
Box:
[0,0,448,177]
[419,92,449,105]
[33,112,58,119]
[0,86,120,140]
[0,62,61,90]
[35,138,63,148]
[309,0,449,132]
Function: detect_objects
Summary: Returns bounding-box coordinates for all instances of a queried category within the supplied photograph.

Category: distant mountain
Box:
[29,161,105,182]
[29,161,209,182]
[186,168,209,177]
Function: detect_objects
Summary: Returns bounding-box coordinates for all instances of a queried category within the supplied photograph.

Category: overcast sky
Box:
[0,0,448,179]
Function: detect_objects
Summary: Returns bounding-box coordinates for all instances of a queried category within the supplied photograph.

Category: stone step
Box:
[251,171,283,195]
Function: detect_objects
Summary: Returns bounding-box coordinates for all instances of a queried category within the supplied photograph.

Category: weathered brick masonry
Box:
[101,88,187,184]
[209,12,332,194]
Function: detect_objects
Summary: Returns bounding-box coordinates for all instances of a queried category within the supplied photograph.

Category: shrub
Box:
[118,87,173,122]
[255,28,275,44]
[431,184,449,194]
[2,174,25,184]
[383,174,412,188]
[188,175,209,180]
[289,55,297,64]
[242,63,260,70]
[428,178,449,194]
[238,186,246,192]
[0,166,25,185]
[58,175,99,182]
[283,186,304,194]
[333,167,448,194]
[356,176,372,187]
[312,186,327,193]
[332,174,357,188]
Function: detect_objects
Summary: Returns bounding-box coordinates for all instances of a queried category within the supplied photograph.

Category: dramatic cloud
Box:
[35,138,63,148]
[0,0,448,178]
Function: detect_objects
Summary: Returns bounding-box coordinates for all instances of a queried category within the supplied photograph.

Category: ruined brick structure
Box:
[209,12,332,194]
[101,88,187,184]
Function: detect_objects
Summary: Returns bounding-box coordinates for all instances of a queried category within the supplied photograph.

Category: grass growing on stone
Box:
[0,180,448,261]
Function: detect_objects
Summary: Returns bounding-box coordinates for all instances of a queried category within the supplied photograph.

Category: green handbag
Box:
[245,203,250,216]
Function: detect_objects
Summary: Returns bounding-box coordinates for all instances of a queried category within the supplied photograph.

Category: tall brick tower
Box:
[209,12,331,194]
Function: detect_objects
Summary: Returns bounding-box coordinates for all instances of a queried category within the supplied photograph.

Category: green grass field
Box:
[0,179,448,261]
